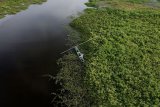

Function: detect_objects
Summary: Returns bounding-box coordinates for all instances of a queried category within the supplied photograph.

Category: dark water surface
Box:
[0,0,87,107]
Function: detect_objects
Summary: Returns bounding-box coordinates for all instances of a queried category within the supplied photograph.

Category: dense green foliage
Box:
[0,0,46,18]
[70,7,160,107]
[88,0,150,4]
[86,0,149,7]
[55,54,90,106]
[86,0,160,9]
[56,0,160,106]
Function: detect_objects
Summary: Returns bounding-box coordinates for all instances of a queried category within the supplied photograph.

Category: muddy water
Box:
[0,0,87,107]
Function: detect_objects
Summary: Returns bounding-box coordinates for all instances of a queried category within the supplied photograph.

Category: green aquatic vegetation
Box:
[48,0,160,106]
[54,54,90,106]
[57,1,160,106]
[70,8,160,106]
[0,0,46,19]
[86,0,160,10]
[86,0,149,6]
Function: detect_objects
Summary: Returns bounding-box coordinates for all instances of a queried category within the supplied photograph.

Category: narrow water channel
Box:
[0,0,87,107]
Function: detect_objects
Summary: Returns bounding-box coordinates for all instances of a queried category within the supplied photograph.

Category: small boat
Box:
[61,35,97,62]
[74,46,84,62]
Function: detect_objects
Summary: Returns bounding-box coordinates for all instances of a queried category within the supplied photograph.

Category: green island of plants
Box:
[56,0,160,107]
[0,0,46,19]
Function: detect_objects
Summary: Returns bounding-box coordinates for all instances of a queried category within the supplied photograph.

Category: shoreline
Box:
[0,0,46,19]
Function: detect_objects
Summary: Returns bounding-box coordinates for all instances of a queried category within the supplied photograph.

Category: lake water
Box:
[0,0,87,107]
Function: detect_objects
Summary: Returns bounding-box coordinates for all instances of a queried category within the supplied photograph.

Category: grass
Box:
[57,0,160,106]
[86,0,160,10]
[0,0,46,19]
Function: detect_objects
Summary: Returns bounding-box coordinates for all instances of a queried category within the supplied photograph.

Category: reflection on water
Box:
[0,0,87,107]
